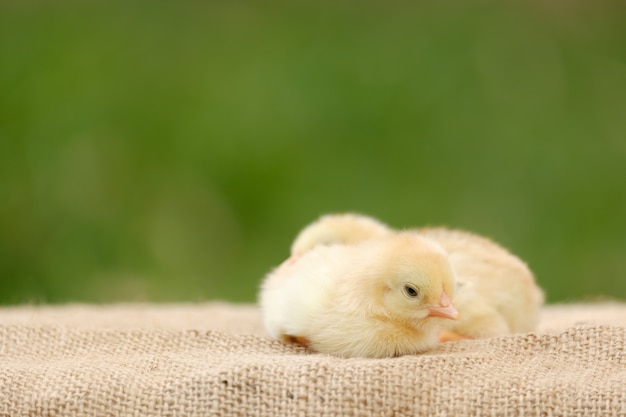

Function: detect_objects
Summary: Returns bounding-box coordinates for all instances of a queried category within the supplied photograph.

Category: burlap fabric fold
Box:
[1,303,625,416]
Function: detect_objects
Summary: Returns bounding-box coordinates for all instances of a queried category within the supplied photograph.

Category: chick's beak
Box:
[427,291,459,320]
[279,254,301,270]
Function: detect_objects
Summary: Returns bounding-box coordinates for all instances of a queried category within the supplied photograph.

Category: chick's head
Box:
[291,213,392,256]
[368,233,459,324]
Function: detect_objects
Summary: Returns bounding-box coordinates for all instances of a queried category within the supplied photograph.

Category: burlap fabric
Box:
[1,303,625,416]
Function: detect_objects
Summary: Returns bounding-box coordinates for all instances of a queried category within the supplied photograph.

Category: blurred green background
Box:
[1,0,625,305]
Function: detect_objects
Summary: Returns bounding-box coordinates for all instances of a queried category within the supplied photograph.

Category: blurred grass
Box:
[0,0,625,304]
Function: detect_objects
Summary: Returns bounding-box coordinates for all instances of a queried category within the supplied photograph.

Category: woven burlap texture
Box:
[1,303,625,417]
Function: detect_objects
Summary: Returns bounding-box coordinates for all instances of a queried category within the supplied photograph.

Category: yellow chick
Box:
[290,213,393,256]
[415,227,544,340]
[259,232,459,358]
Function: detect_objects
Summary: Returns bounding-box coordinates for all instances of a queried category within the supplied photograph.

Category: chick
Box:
[415,227,544,340]
[290,213,393,256]
[259,232,459,358]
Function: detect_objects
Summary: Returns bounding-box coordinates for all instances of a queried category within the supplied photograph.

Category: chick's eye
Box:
[403,284,419,298]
